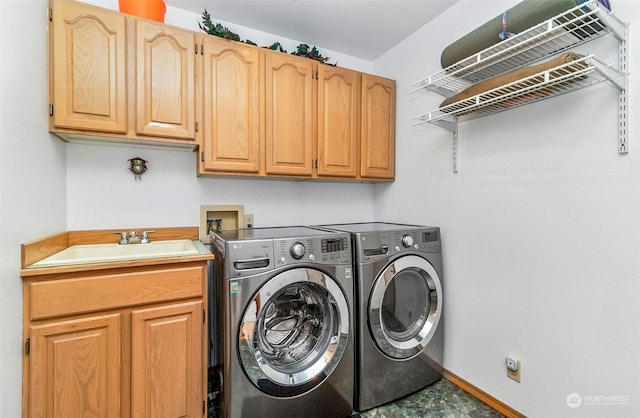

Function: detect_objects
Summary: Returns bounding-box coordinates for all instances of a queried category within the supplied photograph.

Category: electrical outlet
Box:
[244,214,254,228]
[506,357,521,383]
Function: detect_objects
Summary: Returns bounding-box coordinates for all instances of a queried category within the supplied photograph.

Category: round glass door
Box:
[369,255,442,359]
[238,268,349,397]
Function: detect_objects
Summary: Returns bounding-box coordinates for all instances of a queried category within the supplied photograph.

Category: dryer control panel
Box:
[355,228,441,261]
[390,229,441,254]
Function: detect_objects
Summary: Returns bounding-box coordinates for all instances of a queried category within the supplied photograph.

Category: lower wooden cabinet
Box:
[131,301,203,418]
[22,262,208,418]
[28,313,122,418]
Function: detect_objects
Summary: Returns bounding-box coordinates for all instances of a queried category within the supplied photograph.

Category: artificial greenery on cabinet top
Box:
[199,9,333,65]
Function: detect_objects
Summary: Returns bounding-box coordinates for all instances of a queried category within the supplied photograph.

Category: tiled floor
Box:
[208,370,504,418]
[357,378,505,418]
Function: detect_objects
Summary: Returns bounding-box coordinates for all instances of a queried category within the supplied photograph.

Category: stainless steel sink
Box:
[32,239,200,267]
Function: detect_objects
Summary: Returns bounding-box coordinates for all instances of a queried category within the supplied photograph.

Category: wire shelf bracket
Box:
[617,22,629,153]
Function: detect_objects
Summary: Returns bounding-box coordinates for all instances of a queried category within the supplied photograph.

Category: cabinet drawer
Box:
[29,265,205,320]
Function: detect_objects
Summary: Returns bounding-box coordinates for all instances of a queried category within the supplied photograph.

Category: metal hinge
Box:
[49,104,53,116]
[48,8,52,21]
[25,338,30,354]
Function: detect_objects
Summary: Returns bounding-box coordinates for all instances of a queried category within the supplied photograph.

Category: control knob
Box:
[401,235,414,248]
[290,242,306,259]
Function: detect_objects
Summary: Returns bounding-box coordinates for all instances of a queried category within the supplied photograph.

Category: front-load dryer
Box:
[212,226,354,418]
[316,222,444,411]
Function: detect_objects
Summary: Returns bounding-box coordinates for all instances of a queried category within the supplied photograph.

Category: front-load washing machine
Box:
[317,222,444,411]
[212,226,354,418]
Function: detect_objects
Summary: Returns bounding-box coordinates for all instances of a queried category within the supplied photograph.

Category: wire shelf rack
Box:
[409,0,629,172]
[411,55,624,128]
[410,0,626,96]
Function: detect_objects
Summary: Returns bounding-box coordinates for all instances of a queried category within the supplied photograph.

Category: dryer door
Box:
[238,268,349,397]
[369,255,442,359]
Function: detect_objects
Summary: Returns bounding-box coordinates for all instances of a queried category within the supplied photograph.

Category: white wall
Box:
[66,143,375,229]
[374,1,640,417]
[0,1,68,417]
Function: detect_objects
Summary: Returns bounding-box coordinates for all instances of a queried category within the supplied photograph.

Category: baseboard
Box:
[442,369,526,418]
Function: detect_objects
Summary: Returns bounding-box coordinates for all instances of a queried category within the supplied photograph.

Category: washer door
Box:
[238,268,349,397]
[369,255,442,359]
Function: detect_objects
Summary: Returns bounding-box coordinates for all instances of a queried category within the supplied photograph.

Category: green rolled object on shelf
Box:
[440,0,610,69]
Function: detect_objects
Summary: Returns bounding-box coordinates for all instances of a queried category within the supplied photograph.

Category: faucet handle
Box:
[114,232,128,245]
[141,230,155,244]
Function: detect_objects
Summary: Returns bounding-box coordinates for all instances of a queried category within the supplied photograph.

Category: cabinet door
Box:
[361,74,396,179]
[318,66,360,178]
[135,20,195,139]
[50,0,127,133]
[131,301,203,418]
[265,52,315,176]
[202,37,261,173]
[28,314,122,418]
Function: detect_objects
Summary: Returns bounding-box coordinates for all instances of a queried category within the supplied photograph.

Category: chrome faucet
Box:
[115,232,128,245]
[115,230,155,244]
[141,230,154,244]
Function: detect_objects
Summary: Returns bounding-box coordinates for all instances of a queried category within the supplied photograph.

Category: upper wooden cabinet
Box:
[48,0,197,147]
[200,36,261,173]
[199,39,394,181]
[264,50,315,177]
[135,20,196,139]
[361,74,396,179]
[49,0,127,133]
[48,1,395,180]
[317,65,360,178]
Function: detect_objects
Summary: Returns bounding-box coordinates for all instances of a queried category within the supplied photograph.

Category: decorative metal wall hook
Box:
[128,157,148,180]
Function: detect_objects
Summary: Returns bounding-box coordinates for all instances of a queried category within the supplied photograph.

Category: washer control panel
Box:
[401,235,414,248]
[289,242,306,259]
[275,236,351,266]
